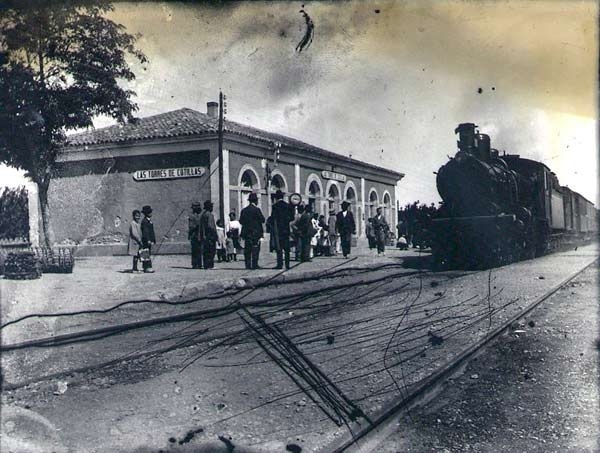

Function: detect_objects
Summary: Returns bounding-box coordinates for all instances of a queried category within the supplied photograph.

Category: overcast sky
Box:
[2,0,598,206]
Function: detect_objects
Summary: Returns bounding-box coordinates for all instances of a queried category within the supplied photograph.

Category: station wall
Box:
[49,150,211,252]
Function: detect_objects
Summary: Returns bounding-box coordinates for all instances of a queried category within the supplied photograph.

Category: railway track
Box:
[325,256,599,452]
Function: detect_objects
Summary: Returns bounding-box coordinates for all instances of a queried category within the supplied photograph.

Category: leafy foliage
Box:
[0,186,29,240]
[397,201,441,248]
[0,2,147,244]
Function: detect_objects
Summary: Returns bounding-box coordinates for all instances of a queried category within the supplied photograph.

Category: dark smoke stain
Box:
[178,428,204,445]
[295,5,314,53]
[374,9,380,14]
[492,86,496,91]
[477,87,483,94]
[286,443,303,452]
[218,435,235,452]
[279,29,287,38]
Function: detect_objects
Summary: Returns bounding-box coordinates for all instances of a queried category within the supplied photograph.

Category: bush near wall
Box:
[0,186,29,241]
[397,201,441,248]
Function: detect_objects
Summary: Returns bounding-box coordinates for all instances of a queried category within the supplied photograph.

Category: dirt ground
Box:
[1,247,597,453]
[378,263,599,452]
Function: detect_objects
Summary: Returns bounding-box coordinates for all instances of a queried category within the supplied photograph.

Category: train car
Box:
[430,123,596,269]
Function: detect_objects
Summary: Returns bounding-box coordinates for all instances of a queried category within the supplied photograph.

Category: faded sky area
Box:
[1,0,598,206]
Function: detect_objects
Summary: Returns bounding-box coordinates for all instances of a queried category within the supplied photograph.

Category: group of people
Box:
[127,205,156,273]
[187,200,239,270]
[269,191,357,269]
[127,191,359,272]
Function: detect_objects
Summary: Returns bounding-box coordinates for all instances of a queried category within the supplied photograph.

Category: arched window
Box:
[327,184,340,211]
[309,180,321,197]
[238,166,261,212]
[241,169,258,189]
[369,189,379,217]
[383,192,391,224]
[345,186,358,235]
[307,180,320,213]
[345,186,356,205]
[344,181,358,210]
[271,174,286,191]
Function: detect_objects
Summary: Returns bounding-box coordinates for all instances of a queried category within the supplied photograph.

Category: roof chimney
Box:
[207,101,218,118]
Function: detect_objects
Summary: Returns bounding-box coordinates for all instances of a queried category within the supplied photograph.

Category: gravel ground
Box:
[1,246,597,452]
[376,263,599,452]
[0,248,415,345]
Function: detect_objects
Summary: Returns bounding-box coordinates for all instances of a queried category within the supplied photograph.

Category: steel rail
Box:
[323,257,598,453]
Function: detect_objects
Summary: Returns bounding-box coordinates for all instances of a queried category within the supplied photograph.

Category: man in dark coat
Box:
[270,190,295,269]
[199,200,218,269]
[140,205,156,273]
[371,207,389,255]
[239,192,265,269]
[336,201,356,258]
[188,201,203,269]
[295,203,314,262]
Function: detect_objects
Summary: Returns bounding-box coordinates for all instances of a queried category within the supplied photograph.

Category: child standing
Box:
[225,231,236,262]
[216,219,227,262]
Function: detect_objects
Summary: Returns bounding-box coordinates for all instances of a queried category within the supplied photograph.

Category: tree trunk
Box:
[38,181,52,248]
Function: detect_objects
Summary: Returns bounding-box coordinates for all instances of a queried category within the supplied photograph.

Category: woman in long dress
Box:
[127,210,143,272]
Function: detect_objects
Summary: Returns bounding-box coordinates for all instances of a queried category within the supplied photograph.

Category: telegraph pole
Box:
[218,91,225,224]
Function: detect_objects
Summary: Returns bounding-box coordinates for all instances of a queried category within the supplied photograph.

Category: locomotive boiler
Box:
[430,123,597,269]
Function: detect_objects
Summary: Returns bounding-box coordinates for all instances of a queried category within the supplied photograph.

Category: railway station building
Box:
[39,104,404,254]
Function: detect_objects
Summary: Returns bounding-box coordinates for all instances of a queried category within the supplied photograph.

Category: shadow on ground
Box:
[400,252,434,271]
[128,439,293,453]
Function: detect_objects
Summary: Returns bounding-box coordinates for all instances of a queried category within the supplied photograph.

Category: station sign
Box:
[321,170,347,183]
[133,166,206,181]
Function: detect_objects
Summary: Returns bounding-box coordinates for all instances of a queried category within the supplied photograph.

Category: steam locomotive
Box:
[430,123,597,269]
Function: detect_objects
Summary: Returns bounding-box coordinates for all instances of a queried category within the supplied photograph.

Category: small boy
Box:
[225,231,236,262]
[216,219,227,262]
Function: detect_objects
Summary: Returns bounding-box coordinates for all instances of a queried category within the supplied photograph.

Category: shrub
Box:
[0,186,29,240]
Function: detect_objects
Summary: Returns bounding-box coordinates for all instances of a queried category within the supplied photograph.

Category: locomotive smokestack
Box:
[476,133,491,161]
[455,123,478,155]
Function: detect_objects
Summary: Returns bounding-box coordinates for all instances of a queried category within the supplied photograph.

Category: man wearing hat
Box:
[371,206,389,255]
[140,205,156,273]
[188,201,203,269]
[199,200,218,269]
[270,190,295,269]
[336,201,356,258]
[327,208,338,256]
[239,192,265,269]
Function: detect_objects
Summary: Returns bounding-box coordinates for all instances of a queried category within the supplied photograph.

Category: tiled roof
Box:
[65,108,218,147]
[65,108,404,178]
